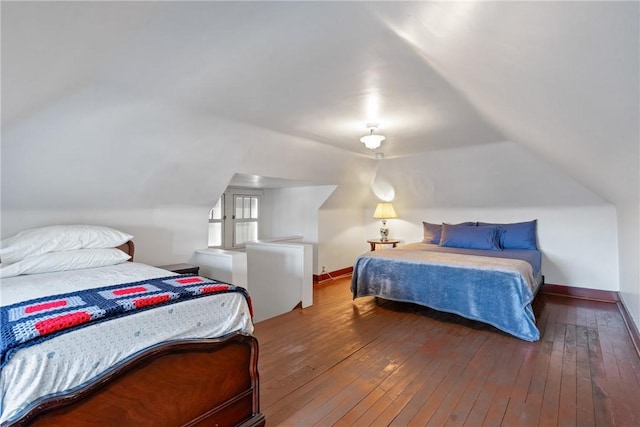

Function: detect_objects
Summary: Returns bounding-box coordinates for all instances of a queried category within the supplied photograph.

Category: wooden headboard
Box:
[116,240,135,261]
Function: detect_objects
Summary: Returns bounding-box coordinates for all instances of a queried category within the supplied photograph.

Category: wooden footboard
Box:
[8,334,265,427]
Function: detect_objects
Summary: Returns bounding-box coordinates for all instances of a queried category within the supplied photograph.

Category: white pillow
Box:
[0,248,131,278]
[0,225,133,265]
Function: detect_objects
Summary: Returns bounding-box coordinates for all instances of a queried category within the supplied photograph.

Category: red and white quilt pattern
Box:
[1,275,247,366]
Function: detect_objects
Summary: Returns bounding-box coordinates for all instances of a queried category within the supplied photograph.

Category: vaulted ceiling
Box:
[1,1,638,209]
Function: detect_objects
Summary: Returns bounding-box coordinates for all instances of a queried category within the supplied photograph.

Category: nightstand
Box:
[367,239,400,251]
[158,263,200,275]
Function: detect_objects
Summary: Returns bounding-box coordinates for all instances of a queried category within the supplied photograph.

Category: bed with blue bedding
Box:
[351,221,543,341]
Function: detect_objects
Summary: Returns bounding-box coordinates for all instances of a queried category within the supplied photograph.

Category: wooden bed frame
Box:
[5,241,265,427]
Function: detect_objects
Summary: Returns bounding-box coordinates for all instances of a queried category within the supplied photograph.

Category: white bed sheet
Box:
[0,262,254,424]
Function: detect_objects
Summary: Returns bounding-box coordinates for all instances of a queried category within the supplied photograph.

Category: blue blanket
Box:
[1,275,250,367]
[351,245,541,341]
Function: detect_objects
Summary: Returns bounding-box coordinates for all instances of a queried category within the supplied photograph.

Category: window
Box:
[233,195,259,246]
[208,189,263,249]
[208,196,224,247]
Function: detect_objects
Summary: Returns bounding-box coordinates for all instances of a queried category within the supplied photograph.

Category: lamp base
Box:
[380,219,389,242]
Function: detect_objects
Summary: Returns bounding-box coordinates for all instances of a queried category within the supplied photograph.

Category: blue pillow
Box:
[439,224,502,251]
[478,220,538,250]
[422,221,475,244]
[422,222,442,244]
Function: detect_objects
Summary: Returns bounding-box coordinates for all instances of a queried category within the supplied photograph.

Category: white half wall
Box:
[195,248,247,289]
[246,241,313,323]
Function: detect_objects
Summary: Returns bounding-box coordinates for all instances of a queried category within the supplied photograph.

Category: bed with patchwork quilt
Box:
[0,225,264,426]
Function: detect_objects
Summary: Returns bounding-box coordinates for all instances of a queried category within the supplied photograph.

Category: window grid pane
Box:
[210,191,260,249]
[235,196,244,219]
[235,222,257,245]
[210,198,222,220]
[208,223,222,247]
[243,197,251,218]
[251,197,258,219]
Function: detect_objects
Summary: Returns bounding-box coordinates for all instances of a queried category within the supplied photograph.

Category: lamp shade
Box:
[373,202,398,219]
[360,134,385,150]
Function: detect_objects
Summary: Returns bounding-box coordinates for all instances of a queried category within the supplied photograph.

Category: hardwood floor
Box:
[253,276,640,426]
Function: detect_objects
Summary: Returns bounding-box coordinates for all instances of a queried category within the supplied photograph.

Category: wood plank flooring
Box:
[253,276,640,426]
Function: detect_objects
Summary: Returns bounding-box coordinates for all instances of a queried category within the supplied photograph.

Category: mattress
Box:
[0,262,253,424]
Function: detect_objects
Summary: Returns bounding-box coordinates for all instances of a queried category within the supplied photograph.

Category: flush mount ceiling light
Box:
[360,123,386,150]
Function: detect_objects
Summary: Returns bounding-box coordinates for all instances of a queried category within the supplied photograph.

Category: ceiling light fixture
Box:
[360,123,385,150]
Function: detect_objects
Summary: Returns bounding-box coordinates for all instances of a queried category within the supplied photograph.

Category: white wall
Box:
[318,207,366,274]
[367,205,619,291]
[0,103,372,273]
[1,207,209,266]
[617,202,640,329]
[318,141,621,294]
[262,185,336,274]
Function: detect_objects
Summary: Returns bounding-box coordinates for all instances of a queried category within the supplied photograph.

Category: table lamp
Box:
[373,202,398,241]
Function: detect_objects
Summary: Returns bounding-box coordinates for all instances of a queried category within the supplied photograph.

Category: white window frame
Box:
[208,194,225,248]
[209,188,263,249]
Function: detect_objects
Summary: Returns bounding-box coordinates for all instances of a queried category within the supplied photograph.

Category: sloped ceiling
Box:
[1,1,638,209]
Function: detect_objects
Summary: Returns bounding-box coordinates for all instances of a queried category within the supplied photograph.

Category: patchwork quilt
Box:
[0,275,251,367]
